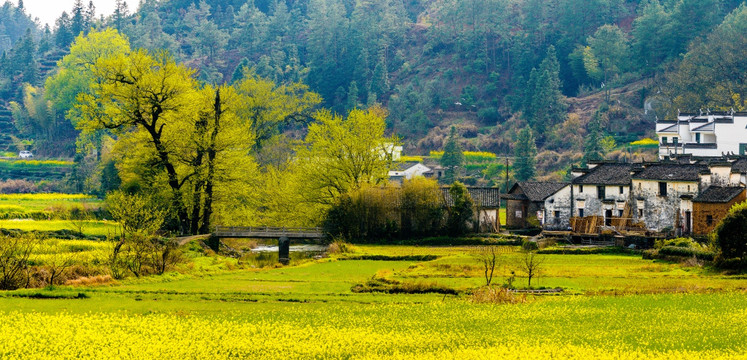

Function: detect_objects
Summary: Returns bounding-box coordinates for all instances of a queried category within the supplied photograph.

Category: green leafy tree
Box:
[665,4,747,112]
[298,107,397,205]
[446,181,474,236]
[584,24,629,101]
[46,29,131,122]
[514,127,537,181]
[440,126,464,184]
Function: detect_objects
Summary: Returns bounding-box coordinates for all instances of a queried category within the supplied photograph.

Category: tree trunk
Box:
[200,89,221,234]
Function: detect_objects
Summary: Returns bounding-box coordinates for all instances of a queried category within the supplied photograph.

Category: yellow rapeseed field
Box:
[1,293,745,359]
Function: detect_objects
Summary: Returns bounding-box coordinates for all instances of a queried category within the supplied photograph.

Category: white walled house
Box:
[388,162,431,183]
[656,111,747,159]
[630,163,706,233]
[571,163,633,223]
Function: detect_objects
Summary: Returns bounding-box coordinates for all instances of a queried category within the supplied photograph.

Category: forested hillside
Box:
[2,0,747,181]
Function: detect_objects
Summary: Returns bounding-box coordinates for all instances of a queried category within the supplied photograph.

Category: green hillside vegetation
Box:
[0,1,745,181]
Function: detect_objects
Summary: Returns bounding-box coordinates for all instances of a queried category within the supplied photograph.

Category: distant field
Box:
[0,219,119,236]
[0,193,101,212]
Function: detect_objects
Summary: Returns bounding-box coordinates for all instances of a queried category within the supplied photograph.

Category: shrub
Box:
[351,277,458,294]
[654,237,702,250]
[0,233,39,290]
[470,286,527,304]
[327,239,354,254]
[713,201,747,268]
[521,240,539,251]
[658,246,715,261]
[324,179,444,242]
[446,182,474,236]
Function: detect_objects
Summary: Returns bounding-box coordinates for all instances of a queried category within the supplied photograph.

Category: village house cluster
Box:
[504,156,747,236]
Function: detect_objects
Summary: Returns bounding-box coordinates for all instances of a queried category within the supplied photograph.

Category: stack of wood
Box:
[570,216,604,234]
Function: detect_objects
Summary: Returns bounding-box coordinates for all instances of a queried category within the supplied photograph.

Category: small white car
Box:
[18,150,33,159]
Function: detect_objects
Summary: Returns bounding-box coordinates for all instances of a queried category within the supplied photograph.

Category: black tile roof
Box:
[693,186,745,203]
[731,158,747,173]
[632,163,708,181]
[514,182,569,202]
[442,187,501,208]
[572,163,633,185]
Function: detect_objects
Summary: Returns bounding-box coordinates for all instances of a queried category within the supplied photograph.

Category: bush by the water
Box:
[324,178,446,242]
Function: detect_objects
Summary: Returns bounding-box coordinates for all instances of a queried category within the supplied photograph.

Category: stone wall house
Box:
[503,182,570,229]
[571,163,633,224]
[630,163,708,233]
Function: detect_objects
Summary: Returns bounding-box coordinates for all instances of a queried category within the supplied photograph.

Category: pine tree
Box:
[370,56,389,97]
[71,0,85,37]
[113,0,129,30]
[440,126,464,184]
[346,81,359,111]
[231,58,250,83]
[583,112,605,165]
[525,46,567,135]
[55,12,74,49]
[514,127,537,181]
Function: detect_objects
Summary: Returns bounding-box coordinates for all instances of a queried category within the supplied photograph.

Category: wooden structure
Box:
[692,186,746,235]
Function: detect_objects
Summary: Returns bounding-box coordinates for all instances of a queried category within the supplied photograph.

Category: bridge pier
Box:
[278,236,290,265]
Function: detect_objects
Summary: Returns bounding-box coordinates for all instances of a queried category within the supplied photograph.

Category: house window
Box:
[579,185,584,193]
[706,215,714,226]
[661,136,667,144]
[619,186,624,194]
[554,210,560,219]
[673,137,678,145]
[597,186,606,199]
[638,209,643,218]
[696,133,701,143]
[618,210,624,217]
[579,209,584,217]
[659,182,667,197]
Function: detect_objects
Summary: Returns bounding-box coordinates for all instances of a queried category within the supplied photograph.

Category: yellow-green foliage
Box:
[0,193,94,201]
[430,150,497,163]
[30,239,113,266]
[398,155,424,162]
[0,220,120,237]
[630,138,659,147]
[0,159,74,167]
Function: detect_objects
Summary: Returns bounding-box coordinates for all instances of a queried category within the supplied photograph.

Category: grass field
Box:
[1,240,746,359]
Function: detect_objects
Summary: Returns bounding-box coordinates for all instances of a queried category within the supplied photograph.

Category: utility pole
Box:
[505,155,510,194]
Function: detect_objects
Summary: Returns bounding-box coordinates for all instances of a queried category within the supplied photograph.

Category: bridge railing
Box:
[214,226,325,238]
